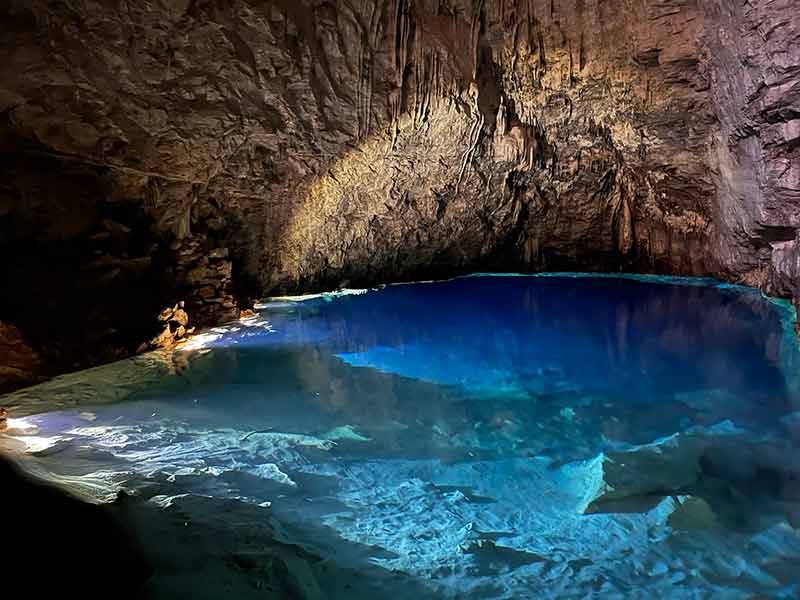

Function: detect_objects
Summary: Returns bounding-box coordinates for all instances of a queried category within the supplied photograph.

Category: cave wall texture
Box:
[0,0,798,389]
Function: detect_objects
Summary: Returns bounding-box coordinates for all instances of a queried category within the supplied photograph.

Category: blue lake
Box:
[3,274,800,598]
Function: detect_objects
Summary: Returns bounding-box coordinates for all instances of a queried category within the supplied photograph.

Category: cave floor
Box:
[2,274,800,599]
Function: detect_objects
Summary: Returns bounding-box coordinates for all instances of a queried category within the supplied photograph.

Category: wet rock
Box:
[666,495,719,531]
[158,304,189,328]
[147,325,178,351]
[143,305,195,351]
[564,420,800,539]
[783,412,800,443]
[170,236,239,327]
[570,433,708,514]
[463,539,549,576]
[674,388,763,426]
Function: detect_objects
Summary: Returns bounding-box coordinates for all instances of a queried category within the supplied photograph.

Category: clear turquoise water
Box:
[4,274,800,598]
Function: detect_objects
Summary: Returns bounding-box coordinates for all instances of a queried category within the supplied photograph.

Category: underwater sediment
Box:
[2,275,799,598]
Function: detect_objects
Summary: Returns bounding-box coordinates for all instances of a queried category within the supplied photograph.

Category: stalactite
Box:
[392,0,412,126]
[456,82,484,193]
[495,94,507,135]
[469,0,485,81]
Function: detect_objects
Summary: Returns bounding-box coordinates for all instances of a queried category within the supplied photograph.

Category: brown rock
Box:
[148,325,176,350]
[171,308,189,327]
[186,265,213,285]
[196,286,216,299]
[208,248,229,260]
[158,305,178,322]
[2,0,794,299]
[0,322,44,393]
[100,218,131,235]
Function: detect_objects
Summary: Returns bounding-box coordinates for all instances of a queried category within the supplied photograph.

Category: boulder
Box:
[564,432,710,514]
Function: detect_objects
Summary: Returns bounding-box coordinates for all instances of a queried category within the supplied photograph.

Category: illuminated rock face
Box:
[0,1,797,378]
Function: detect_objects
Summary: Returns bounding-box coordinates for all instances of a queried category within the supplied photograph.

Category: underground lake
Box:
[2,274,799,599]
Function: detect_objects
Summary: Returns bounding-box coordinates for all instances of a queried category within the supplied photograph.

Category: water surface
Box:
[3,274,800,598]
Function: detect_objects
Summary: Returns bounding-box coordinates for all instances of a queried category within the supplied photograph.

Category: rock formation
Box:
[0,0,798,386]
[0,322,44,393]
[567,422,800,532]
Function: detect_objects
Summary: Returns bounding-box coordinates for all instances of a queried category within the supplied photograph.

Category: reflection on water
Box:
[2,274,800,599]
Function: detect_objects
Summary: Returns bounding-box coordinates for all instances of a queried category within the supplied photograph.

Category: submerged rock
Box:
[666,495,720,531]
[568,433,708,514]
[561,419,800,545]
[248,463,297,487]
[462,539,549,576]
[323,425,372,443]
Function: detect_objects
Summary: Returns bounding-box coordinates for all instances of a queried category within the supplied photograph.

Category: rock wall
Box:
[0,0,798,385]
[702,0,800,298]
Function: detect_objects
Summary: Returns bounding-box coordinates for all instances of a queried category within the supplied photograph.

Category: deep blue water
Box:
[285,275,790,405]
[3,275,800,599]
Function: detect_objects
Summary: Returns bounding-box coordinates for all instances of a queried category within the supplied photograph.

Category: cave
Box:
[1,1,799,598]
